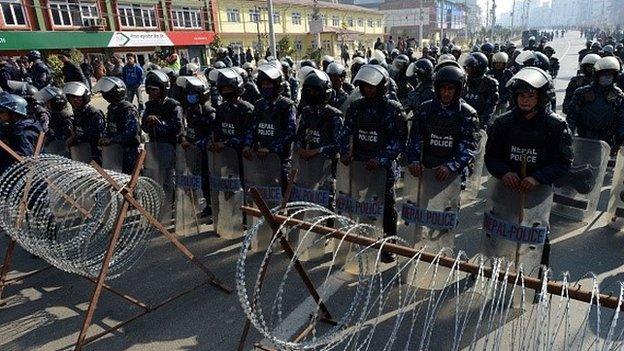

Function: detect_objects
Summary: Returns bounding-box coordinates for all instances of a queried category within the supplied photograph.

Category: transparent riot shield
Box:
[143,142,176,223]
[43,139,69,157]
[70,142,92,164]
[335,161,386,274]
[398,169,461,289]
[291,154,334,261]
[465,130,488,199]
[552,137,609,222]
[243,153,282,252]
[102,143,124,173]
[209,147,244,239]
[608,148,624,228]
[174,144,203,236]
[480,178,553,304]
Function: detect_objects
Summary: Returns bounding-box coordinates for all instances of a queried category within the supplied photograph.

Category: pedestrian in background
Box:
[122,53,145,114]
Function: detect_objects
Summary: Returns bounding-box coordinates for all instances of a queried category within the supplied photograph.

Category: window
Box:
[49,0,99,27]
[226,8,240,23]
[171,7,201,29]
[0,0,26,26]
[357,17,363,27]
[272,11,280,24]
[367,18,373,27]
[347,16,353,27]
[295,40,302,52]
[332,15,339,26]
[249,8,260,23]
[118,4,156,28]
[320,14,326,25]
[323,40,331,51]
[291,12,301,25]
[376,19,381,27]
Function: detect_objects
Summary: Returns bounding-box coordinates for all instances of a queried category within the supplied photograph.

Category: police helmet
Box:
[257,63,283,87]
[63,81,91,104]
[603,45,615,54]
[492,52,509,64]
[0,92,28,117]
[544,46,555,55]
[93,76,127,103]
[33,86,67,110]
[437,54,456,64]
[321,55,335,70]
[214,68,244,95]
[353,64,389,95]
[481,42,495,55]
[145,70,171,94]
[430,46,439,55]
[283,56,295,68]
[232,66,249,81]
[406,58,434,80]
[326,62,347,77]
[179,63,200,77]
[617,43,624,51]
[350,57,367,78]
[393,54,410,72]
[7,80,38,99]
[433,65,466,99]
[27,50,42,62]
[594,56,621,76]
[464,52,489,77]
[297,66,316,84]
[214,61,227,69]
[302,69,333,104]
[581,53,601,67]
[451,45,462,54]
[506,67,554,108]
[300,59,317,69]
[591,42,602,50]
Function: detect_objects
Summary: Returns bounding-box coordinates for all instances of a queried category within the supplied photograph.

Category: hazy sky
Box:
[477,0,543,15]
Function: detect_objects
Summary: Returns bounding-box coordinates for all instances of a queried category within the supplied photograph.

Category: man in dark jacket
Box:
[60,51,88,86]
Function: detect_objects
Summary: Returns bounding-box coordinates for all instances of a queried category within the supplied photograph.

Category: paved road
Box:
[2,32,624,351]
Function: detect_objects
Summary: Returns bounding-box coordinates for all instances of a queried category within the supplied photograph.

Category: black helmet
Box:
[321,55,335,71]
[591,42,602,51]
[63,81,91,104]
[302,69,333,105]
[27,50,41,62]
[433,65,466,100]
[406,58,434,81]
[214,61,226,69]
[283,56,294,68]
[7,80,38,99]
[158,67,179,84]
[300,59,318,69]
[393,54,410,72]
[353,64,389,97]
[516,51,550,71]
[480,42,495,56]
[350,57,366,78]
[145,70,171,94]
[257,63,283,87]
[506,67,554,109]
[586,40,592,49]
[34,86,67,110]
[94,76,126,103]
[0,92,28,117]
[464,52,489,77]
[215,68,245,95]
[326,62,347,77]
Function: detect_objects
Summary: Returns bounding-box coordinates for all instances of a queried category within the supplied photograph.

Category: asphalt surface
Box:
[2,32,624,351]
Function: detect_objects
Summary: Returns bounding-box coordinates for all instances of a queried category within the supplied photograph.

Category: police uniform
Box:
[48,106,73,144]
[141,97,184,145]
[407,82,435,116]
[0,117,42,174]
[295,104,343,159]
[488,67,514,107]
[184,101,215,201]
[462,75,500,128]
[106,100,141,174]
[72,104,106,164]
[562,75,592,115]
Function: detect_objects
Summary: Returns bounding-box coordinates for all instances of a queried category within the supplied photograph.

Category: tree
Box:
[47,48,84,86]
[209,34,225,54]
[304,46,324,65]
[277,36,295,58]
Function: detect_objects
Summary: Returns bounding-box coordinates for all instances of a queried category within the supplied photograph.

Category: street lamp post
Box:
[267,0,277,57]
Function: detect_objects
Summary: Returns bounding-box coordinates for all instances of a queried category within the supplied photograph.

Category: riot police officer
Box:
[321,55,335,72]
[339,65,405,262]
[578,40,592,63]
[563,53,599,115]
[8,80,50,132]
[567,57,624,150]
[236,66,261,105]
[0,92,42,174]
[33,86,72,150]
[462,52,499,128]
[242,64,297,189]
[141,70,184,145]
[64,81,106,164]
[295,69,343,167]
[281,61,299,104]
[212,68,254,153]
[524,36,538,51]
[392,54,413,105]
[406,64,479,181]
[451,45,462,61]
[406,59,435,116]
[484,67,572,267]
[481,42,495,62]
[26,50,51,89]
[488,52,514,112]
[95,77,141,174]
[350,57,367,84]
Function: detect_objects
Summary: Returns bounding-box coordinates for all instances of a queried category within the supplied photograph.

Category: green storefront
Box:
[0,31,113,52]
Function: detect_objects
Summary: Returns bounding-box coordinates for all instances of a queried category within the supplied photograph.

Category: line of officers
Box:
[2,46,624,260]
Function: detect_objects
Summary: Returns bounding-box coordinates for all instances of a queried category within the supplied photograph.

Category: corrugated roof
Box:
[270,0,382,15]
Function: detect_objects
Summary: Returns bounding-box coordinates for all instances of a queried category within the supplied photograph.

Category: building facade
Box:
[215,0,384,59]
[0,0,218,65]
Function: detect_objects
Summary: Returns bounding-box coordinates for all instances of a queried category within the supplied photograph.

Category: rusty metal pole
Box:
[74,150,147,350]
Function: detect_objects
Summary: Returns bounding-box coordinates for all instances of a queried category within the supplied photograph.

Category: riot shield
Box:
[335,161,386,274]
[102,143,124,173]
[243,153,282,252]
[209,147,244,239]
[608,148,624,228]
[143,142,176,222]
[43,139,69,157]
[480,178,553,304]
[291,154,334,261]
[398,169,462,289]
[465,130,488,199]
[552,137,609,222]
[174,144,203,236]
[70,142,92,164]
